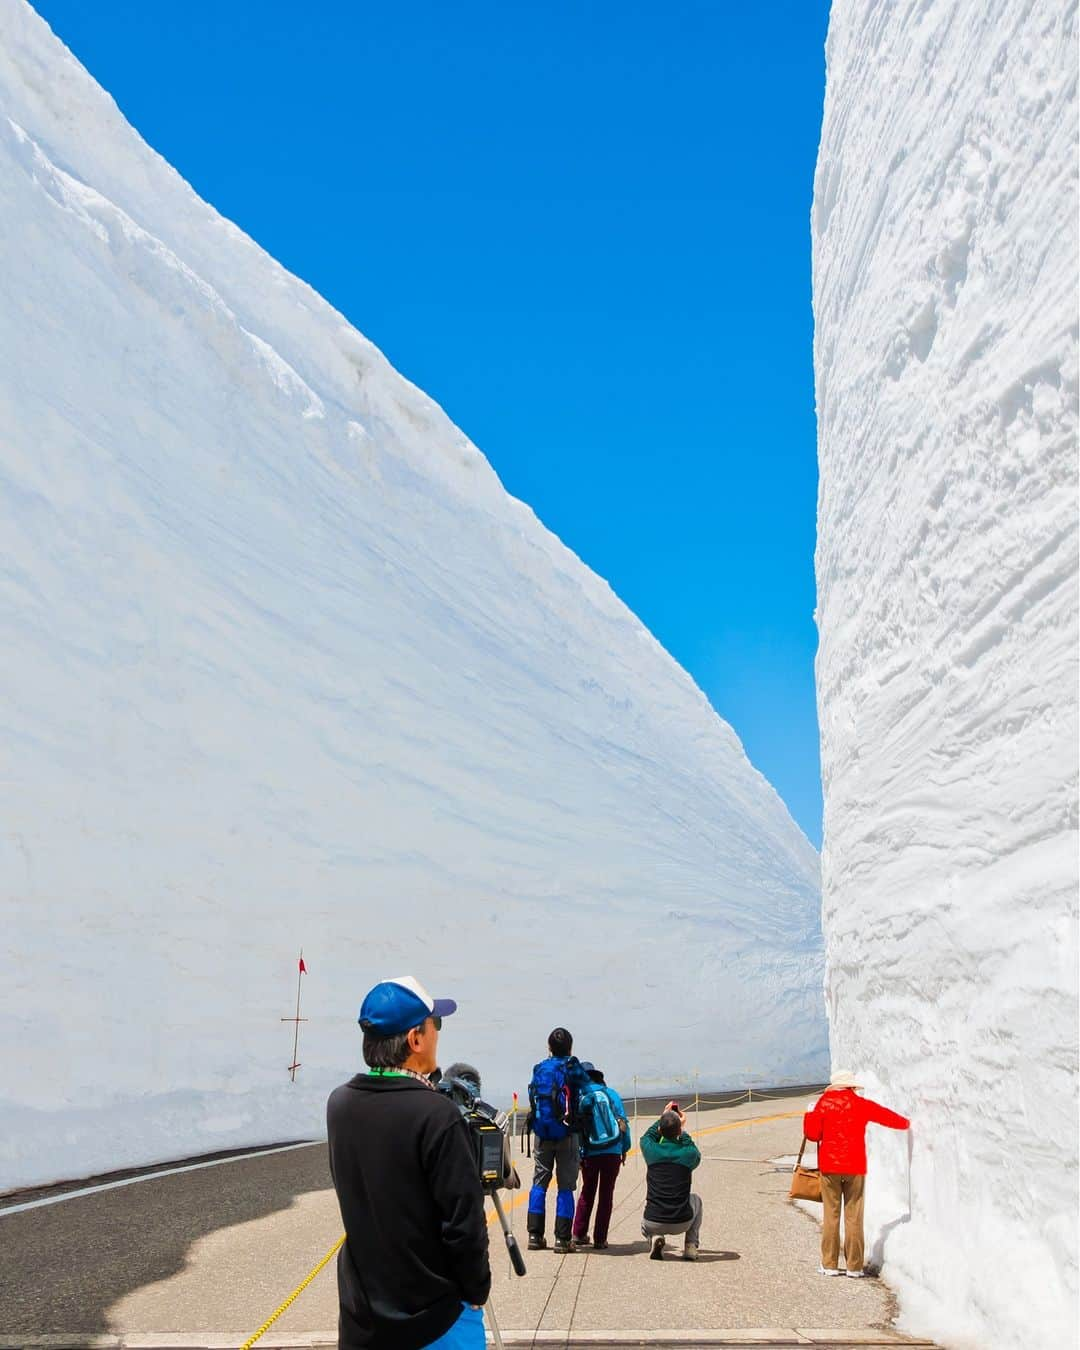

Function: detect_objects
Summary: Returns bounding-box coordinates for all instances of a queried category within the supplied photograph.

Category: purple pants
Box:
[573,1154,622,1244]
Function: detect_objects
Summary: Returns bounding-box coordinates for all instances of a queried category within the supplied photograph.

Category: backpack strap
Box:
[520,1108,532,1156]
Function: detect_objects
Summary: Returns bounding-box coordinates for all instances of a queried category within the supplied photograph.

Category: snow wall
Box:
[0,0,826,1192]
[814,3,1077,1346]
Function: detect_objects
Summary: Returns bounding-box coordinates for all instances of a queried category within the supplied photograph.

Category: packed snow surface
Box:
[814,2,1077,1347]
[0,0,824,1191]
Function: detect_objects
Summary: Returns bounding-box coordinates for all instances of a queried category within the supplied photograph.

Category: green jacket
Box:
[639,1121,701,1170]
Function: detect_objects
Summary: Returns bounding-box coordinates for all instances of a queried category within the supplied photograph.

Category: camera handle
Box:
[487,1189,527,1276]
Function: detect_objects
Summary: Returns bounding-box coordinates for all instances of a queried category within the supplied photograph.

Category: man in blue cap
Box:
[327,976,491,1350]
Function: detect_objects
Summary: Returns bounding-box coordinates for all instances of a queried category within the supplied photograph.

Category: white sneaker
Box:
[818,1264,842,1276]
[846,1268,869,1278]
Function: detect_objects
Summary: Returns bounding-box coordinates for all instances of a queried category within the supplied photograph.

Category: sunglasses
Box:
[414,1016,442,1032]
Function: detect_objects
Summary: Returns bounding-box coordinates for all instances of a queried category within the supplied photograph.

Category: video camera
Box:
[434,1063,526,1328]
[436,1063,518,1193]
[434,1062,525,1280]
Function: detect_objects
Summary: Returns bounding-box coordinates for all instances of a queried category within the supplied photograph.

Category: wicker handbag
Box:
[789,1136,821,1202]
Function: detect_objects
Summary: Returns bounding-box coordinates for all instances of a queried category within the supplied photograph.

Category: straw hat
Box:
[828,1069,861,1089]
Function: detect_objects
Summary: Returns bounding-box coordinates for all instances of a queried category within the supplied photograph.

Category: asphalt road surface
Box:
[2,1100,930,1345]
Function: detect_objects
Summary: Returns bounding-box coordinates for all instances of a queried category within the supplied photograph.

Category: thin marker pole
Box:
[509,1091,518,1276]
[291,955,303,1080]
[282,950,308,1082]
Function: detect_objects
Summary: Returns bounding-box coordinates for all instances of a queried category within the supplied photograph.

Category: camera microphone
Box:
[444,1062,482,1095]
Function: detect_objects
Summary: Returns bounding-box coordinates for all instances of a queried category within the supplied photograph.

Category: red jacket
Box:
[803,1088,909,1174]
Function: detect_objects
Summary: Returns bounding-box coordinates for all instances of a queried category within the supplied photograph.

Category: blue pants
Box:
[528,1134,580,1240]
[424,1304,485,1349]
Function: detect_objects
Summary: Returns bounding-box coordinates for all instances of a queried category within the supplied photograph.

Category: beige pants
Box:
[820,1172,865,1272]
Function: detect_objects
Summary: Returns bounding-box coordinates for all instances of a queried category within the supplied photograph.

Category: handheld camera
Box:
[437,1062,525,1277]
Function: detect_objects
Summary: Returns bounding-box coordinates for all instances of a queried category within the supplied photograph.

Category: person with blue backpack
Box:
[525,1027,592,1253]
[571,1063,630,1249]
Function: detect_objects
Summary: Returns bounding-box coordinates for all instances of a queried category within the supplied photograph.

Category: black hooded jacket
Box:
[327,1072,491,1350]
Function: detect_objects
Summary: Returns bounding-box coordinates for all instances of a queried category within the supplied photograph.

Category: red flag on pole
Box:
[299,956,307,974]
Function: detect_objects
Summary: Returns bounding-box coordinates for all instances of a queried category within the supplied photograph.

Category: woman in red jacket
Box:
[803,1069,910,1278]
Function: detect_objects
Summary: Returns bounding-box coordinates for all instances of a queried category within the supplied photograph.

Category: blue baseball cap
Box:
[358,976,457,1035]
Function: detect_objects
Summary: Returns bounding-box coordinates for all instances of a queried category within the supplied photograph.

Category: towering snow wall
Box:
[0,0,825,1191]
[814,3,1077,1347]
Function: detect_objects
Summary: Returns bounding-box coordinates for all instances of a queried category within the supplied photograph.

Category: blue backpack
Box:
[579,1085,621,1149]
[528,1056,573,1141]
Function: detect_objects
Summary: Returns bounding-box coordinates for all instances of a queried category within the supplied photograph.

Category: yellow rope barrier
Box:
[240,1192,514,1348]
[239,1234,345,1350]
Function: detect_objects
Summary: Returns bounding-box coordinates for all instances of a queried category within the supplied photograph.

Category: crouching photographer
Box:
[327,977,490,1350]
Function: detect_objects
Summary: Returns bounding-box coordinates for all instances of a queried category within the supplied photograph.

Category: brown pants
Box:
[820,1172,865,1272]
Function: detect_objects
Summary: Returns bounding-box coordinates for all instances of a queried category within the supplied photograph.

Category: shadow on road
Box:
[0,1142,333,1335]
[597,1242,742,1263]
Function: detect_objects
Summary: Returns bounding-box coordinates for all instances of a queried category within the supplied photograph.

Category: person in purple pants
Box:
[572,1064,631,1249]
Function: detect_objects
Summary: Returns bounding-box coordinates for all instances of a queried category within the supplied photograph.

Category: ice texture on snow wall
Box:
[814,2,1077,1346]
[0,0,825,1191]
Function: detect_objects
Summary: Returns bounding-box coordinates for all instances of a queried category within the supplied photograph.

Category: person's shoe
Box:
[818,1264,842,1276]
[574,1233,591,1246]
[552,1237,577,1254]
[846,1267,869,1278]
[682,1242,699,1261]
[527,1234,548,1251]
[593,1239,609,1250]
[650,1235,665,1260]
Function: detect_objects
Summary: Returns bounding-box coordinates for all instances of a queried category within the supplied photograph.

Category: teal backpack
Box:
[579,1084,621,1148]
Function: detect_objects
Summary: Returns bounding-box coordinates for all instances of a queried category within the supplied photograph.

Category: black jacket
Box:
[327,1073,491,1350]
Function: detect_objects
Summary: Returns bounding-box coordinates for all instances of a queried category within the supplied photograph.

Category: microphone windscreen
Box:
[444,1061,482,1093]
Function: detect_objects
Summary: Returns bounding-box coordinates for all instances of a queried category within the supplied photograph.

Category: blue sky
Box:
[35,0,831,845]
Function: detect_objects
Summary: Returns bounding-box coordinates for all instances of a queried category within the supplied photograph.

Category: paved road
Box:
[1,1101,929,1345]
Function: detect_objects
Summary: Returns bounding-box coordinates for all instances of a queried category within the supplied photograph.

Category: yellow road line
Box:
[241,1106,803,1347]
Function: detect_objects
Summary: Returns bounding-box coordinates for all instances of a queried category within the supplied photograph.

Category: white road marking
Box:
[0,1141,324,1217]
